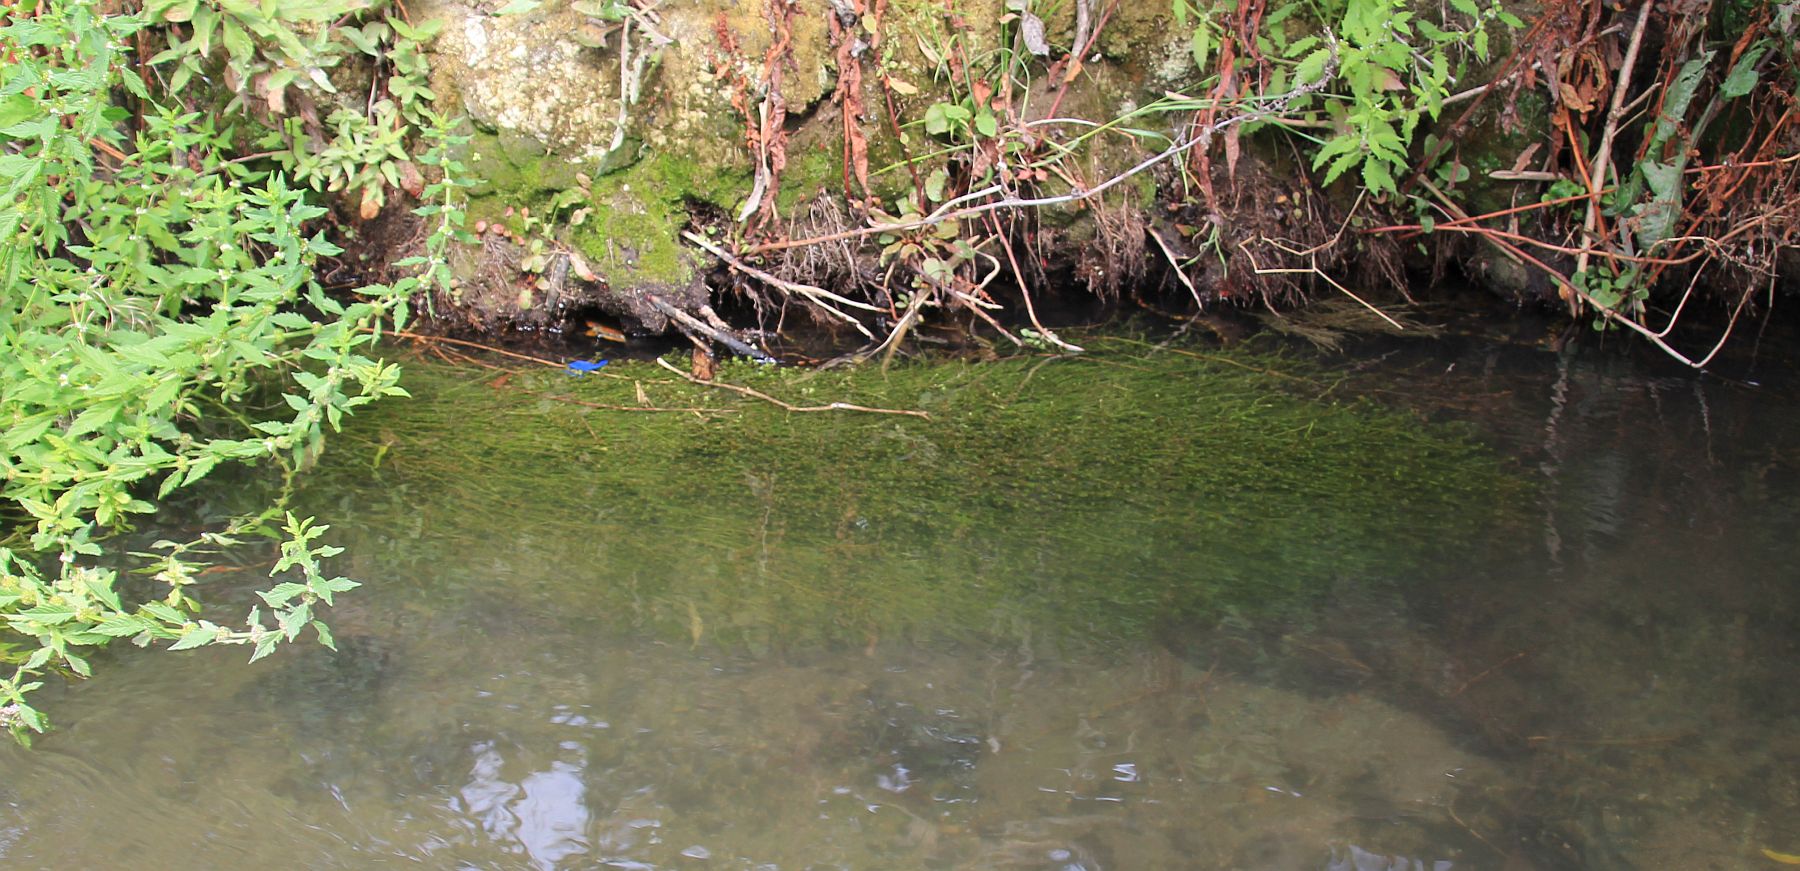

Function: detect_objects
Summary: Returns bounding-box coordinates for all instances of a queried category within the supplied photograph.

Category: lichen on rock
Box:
[421,1,626,161]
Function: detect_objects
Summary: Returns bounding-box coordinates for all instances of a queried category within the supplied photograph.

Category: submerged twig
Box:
[1525,731,1693,748]
[654,357,930,418]
[541,393,735,415]
[1449,650,1530,697]
[389,330,564,367]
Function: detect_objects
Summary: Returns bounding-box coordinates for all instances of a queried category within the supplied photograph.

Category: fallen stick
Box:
[655,357,930,418]
[1145,224,1202,307]
[1576,1,1654,279]
[645,293,775,362]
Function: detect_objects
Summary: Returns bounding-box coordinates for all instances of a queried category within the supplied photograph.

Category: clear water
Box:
[2,330,1796,870]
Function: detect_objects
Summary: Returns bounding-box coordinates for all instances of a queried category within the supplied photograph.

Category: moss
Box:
[459,121,758,287]
[305,337,1532,652]
[774,147,844,213]
[465,128,599,199]
[563,152,756,286]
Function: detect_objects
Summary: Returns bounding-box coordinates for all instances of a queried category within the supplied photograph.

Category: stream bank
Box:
[355,0,1797,369]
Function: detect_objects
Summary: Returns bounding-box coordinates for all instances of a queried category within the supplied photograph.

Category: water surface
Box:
[2,331,1795,869]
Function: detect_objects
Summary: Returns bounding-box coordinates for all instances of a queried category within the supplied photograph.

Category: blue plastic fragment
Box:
[566,359,609,376]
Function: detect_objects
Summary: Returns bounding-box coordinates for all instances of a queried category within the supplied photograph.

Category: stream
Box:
[1,322,1795,870]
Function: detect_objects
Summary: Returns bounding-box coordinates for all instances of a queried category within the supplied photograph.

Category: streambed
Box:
[1,329,1795,869]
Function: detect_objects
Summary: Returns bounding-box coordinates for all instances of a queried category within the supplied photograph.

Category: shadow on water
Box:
[1,328,1795,869]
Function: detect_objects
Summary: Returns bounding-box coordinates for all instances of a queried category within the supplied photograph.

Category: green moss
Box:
[305,337,1531,653]
[563,152,755,286]
[462,131,756,287]
[774,147,843,213]
[465,130,528,197]
[465,128,590,196]
[641,150,754,211]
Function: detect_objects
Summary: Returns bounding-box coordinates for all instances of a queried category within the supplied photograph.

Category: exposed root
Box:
[1077,192,1146,300]
[683,230,879,339]
[772,195,865,298]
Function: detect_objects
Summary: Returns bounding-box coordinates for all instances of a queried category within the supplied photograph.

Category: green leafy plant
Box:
[1176,0,1520,197]
[1573,262,1647,329]
[142,0,442,219]
[1305,0,1517,196]
[289,101,416,217]
[0,1,461,743]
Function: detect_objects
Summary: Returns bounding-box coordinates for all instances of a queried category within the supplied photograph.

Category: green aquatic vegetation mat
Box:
[301,338,1529,652]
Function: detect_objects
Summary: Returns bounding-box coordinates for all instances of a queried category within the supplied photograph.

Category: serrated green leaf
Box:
[312,620,336,650]
[1295,47,1332,85]
[91,615,155,637]
[141,601,187,625]
[16,604,77,624]
[1362,159,1396,196]
[168,625,219,650]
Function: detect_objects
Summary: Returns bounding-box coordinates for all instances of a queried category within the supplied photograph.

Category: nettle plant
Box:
[142,0,442,218]
[0,2,468,743]
[1178,0,1520,197]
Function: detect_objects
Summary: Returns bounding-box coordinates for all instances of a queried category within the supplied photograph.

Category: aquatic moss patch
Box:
[304,338,1529,653]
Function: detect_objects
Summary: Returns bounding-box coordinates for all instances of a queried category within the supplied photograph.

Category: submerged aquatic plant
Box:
[303,339,1529,653]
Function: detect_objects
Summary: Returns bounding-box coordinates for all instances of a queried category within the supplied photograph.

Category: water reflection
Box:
[1326,844,1456,871]
[0,339,1795,869]
[456,741,591,869]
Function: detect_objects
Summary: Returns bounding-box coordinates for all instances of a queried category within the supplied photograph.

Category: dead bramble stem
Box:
[727,35,1341,259]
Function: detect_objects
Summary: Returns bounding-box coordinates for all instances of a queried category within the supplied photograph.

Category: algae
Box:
[301,336,1529,654]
